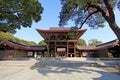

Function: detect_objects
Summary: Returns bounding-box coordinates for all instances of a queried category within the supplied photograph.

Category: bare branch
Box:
[87,2,110,23]
[80,2,111,29]
[80,10,98,29]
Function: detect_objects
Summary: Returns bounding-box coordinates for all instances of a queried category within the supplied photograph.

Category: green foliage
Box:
[0,31,15,40]
[77,38,87,46]
[0,0,43,33]
[68,26,78,39]
[60,0,120,41]
[0,31,37,46]
[59,0,117,28]
[39,40,47,46]
[88,39,103,46]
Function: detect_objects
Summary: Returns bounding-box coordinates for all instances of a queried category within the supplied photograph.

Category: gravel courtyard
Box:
[0,58,120,80]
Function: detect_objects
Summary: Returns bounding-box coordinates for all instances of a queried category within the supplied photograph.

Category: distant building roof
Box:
[77,39,119,51]
[0,40,46,51]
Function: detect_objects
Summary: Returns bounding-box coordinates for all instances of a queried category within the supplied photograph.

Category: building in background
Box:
[37,27,120,58]
[37,27,86,57]
[0,27,119,59]
[0,40,46,60]
[77,39,120,58]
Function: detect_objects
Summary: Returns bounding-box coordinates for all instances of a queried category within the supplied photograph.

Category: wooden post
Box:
[5,49,7,59]
[48,41,50,57]
[74,42,76,57]
[14,49,16,58]
[67,42,68,57]
[79,51,81,57]
[43,51,45,57]
[55,41,56,57]
[25,51,27,58]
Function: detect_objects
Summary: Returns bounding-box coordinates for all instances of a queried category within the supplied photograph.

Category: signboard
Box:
[57,48,66,52]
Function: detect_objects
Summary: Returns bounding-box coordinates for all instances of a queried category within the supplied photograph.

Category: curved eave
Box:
[0,40,46,51]
[75,29,87,40]
[36,29,87,40]
[36,29,87,33]
[77,40,119,51]
[36,29,69,33]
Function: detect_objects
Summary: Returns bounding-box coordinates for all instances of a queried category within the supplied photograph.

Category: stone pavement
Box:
[0,58,120,80]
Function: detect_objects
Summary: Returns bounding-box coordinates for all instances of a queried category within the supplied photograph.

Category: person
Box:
[34,53,37,58]
[71,54,72,57]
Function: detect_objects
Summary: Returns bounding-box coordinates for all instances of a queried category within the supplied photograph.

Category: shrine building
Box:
[0,27,119,59]
[36,27,87,57]
[37,27,120,58]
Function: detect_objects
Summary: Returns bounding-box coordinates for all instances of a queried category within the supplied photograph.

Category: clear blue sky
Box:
[14,0,119,44]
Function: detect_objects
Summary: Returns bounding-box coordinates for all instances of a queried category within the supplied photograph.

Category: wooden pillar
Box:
[14,49,16,58]
[74,42,76,57]
[32,52,35,57]
[78,50,82,57]
[25,51,27,58]
[67,42,68,57]
[43,51,45,57]
[47,41,50,57]
[55,41,56,57]
[5,49,7,59]
[78,51,80,57]
[81,51,83,57]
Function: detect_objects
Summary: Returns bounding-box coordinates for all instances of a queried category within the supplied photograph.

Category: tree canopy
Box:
[39,40,47,46]
[59,0,120,40]
[0,0,43,33]
[88,39,103,46]
[0,31,37,46]
[68,26,78,39]
[77,38,87,46]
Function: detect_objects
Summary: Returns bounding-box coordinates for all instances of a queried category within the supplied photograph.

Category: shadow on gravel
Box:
[31,59,120,80]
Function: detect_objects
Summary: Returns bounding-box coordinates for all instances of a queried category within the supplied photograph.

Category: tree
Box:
[0,0,43,33]
[88,39,102,46]
[59,0,120,41]
[77,38,87,46]
[68,26,78,39]
[0,31,37,46]
[39,40,47,46]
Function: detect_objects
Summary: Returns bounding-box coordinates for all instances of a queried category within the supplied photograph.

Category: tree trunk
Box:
[108,21,120,41]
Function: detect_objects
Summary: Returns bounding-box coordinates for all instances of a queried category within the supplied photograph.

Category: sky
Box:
[14,0,119,44]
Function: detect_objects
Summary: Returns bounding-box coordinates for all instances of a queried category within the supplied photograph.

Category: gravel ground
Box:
[0,58,120,80]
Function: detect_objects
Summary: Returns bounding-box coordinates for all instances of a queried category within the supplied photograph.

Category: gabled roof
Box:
[96,39,119,49]
[77,39,119,51]
[0,40,46,51]
[36,28,87,40]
